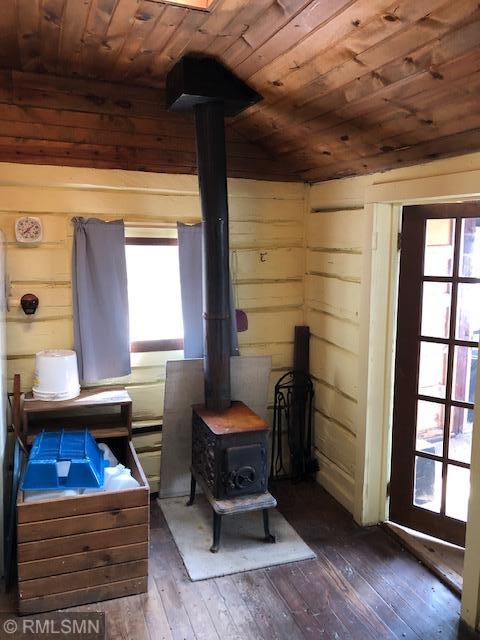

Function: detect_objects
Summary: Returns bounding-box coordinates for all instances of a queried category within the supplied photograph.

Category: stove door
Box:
[222,443,267,497]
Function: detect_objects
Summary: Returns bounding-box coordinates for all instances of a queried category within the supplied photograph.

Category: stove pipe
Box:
[195,101,231,410]
[166,57,261,411]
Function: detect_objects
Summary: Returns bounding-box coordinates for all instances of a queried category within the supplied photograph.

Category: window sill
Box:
[130,339,184,353]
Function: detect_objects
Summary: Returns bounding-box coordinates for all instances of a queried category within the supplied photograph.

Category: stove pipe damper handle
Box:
[166,57,262,412]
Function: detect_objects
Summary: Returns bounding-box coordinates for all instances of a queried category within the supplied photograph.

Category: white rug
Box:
[159,496,316,581]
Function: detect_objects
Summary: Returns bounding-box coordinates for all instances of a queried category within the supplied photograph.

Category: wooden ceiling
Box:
[0,0,479,182]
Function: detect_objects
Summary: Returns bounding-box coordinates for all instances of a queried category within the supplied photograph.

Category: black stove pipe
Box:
[165,57,261,412]
[194,101,231,411]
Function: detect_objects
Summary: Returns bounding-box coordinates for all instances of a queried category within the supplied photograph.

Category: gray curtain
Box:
[177,222,239,359]
[72,217,131,383]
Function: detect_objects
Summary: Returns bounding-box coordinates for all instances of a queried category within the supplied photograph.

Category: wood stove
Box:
[166,57,275,552]
[191,401,268,500]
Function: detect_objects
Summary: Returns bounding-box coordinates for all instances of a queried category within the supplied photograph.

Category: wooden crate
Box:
[16,388,149,615]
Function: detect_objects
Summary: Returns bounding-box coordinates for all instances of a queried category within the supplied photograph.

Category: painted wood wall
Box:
[308,150,480,515]
[0,163,306,492]
[6,151,480,509]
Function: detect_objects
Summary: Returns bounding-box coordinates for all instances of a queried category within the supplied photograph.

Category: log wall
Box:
[308,150,480,514]
[0,163,306,492]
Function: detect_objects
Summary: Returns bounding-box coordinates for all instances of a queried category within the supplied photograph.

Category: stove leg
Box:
[263,509,276,543]
[210,511,222,553]
[186,474,196,506]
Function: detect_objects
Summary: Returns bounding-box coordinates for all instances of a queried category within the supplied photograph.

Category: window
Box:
[126,237,184,352]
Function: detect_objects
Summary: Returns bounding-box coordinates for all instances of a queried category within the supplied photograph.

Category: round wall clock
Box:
[15,216,43,244]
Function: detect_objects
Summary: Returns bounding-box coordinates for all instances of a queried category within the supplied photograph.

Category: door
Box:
[0,230,6,576]
[390,203,480,547]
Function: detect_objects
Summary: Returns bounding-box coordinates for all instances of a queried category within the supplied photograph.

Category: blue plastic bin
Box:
[21,429,108,490]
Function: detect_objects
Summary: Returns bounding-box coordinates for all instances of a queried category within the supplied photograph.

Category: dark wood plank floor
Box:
[4,482,479,639]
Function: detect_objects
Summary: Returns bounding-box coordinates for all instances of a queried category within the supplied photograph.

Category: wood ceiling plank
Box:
[110,0,166,80]
[123,5,188,82]
[175,0,249,55]
[334,42,480,126]
[39,0,67,73]
[146,8,210,82]
[235,0,450,132]
[296,0,471,114]
[0,135,196,167]
[0,72,13,103]
[0,135,293,179]
[304,41,480,145]
[249,29,480,161]
[0,100,194,137]
[204,0,274,59]
[239,63,480,172]
[301,127,480,182]
[11,68,163,102]
[380,98,480,150]
[234,1,479,151]
[11,84,163,118]
[0,68,289,179]
[0,148,293,180]
[16,0,42,71]
[57,0,92,75]
[292,57,480,161]
[7,70,248,141]
[0,116,270,159]
[79,0,122,75]
[140,0,257,83]
[220,0,313,70]
[233,0,356,79]
[79,0,140,78]
[0,0,20,69]
[10,70,165,118]
[0,96,248,147]
[2,0,480,180]
[331,19,480,119]
[314,76,480,160]
[240,0,400,101]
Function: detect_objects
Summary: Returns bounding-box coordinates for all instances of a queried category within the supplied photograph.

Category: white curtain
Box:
[177,222,239,358]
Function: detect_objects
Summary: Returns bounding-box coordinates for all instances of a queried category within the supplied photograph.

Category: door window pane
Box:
[424,218,455,277]
[452,346,478,404]
[460,217,480,278]
[414,456,442,513]
[456,283,480,342]
[421,282,451,339]
[416,400,444,456]
[445,465,470,522]
[418,342,448,399]
[449,406,473,464]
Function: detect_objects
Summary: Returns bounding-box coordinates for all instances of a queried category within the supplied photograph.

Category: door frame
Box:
[354,168,480,630]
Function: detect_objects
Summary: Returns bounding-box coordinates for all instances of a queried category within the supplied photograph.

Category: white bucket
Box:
[33,349,80,401]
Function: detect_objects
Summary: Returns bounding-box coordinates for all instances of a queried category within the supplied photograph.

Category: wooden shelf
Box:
[26,426,130,445]
[23,386,131,414]
[21,386,133,444]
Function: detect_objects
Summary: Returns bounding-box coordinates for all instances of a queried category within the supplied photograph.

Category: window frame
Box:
[126,236,184,353]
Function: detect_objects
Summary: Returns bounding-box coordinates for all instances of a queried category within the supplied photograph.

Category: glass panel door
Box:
[390,203,480,546]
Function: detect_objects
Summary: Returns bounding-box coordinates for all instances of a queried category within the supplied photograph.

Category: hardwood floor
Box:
[4,481,479,639]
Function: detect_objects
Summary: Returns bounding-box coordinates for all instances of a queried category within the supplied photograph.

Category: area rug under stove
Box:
[158,495,316,581]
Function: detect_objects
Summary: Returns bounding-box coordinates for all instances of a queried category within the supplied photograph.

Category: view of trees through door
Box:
[390,203,480,547]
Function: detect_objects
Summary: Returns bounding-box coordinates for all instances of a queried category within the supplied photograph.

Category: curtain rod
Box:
[124,220,199,229]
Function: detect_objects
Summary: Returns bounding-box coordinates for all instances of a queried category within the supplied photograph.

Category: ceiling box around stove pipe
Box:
[166,57,269,500]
